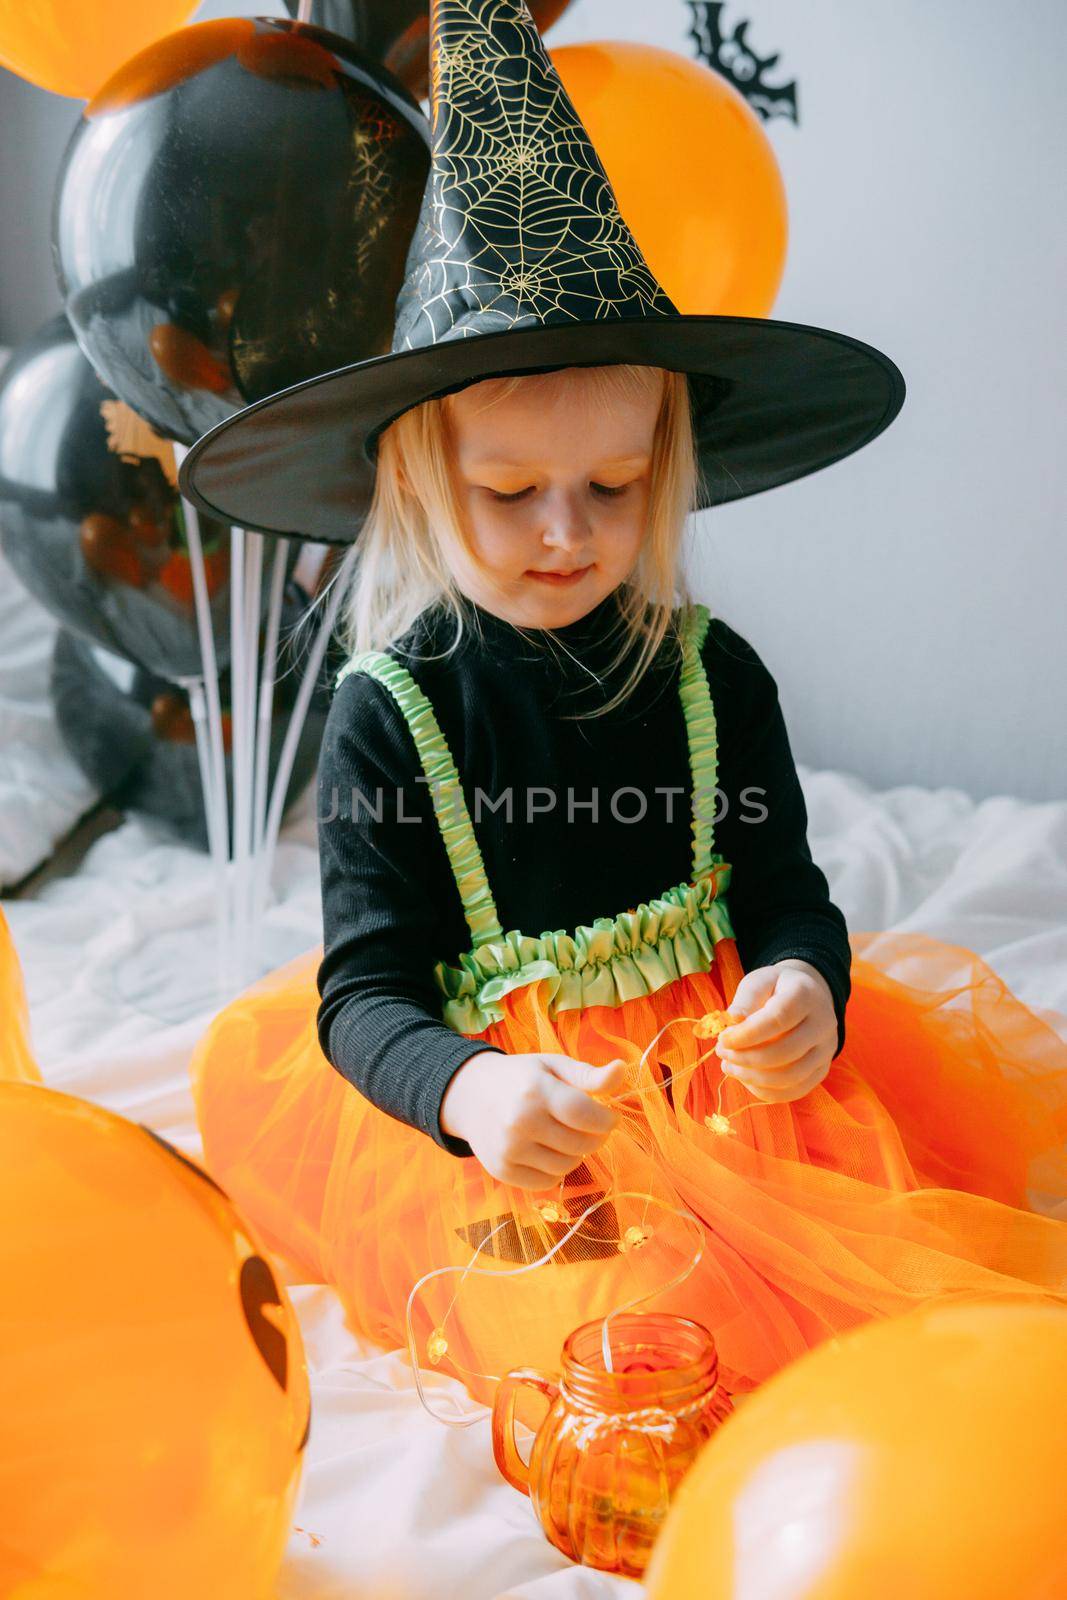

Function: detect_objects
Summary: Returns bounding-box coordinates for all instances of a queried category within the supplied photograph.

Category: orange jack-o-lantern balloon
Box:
[0,909,40,1085]
[0,1084,310,1596]
[646,1297,1067,1600]
[551,41,787,316]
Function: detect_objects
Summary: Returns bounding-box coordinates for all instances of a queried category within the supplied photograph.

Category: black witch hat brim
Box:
[176,312,905,544]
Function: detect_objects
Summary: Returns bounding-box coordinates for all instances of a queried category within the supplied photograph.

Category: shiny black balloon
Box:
[0,315,296,680]
[54,16,431,449]
[50,583,329,852]
[281,0,574,101]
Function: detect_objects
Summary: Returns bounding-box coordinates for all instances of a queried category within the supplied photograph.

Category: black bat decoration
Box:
[687,2,799,125]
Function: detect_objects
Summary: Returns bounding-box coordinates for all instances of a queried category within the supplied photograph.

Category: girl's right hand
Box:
[439,1051,628,1190]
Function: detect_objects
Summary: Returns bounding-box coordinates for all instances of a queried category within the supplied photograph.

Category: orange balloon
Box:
[646,1297,1067,1599]
[0,0,198,100]
[551,41,787,316]
[86,17,256,116]
[0,908,40,1085]
[0,1084,309,1596]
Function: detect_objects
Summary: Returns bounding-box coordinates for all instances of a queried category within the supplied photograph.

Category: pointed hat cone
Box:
[391,0,678,350]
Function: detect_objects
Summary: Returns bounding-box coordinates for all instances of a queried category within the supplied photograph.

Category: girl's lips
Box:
[525,565,592,585]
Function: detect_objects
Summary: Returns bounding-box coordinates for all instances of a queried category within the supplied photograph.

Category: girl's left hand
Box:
[714,958,838,1104]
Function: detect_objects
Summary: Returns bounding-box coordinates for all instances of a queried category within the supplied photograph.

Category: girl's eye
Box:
[487,482,630,503]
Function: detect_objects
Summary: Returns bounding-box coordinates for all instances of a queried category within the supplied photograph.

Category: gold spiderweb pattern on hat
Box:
[392,0,677,351]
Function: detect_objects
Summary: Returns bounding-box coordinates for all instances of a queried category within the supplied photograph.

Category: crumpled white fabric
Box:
[4,759,1067,1598]
[0,549,98,888]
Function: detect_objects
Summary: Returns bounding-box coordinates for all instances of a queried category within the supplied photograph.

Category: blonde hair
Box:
[304,363,706,721]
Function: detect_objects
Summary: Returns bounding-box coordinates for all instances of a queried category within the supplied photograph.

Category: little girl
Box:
[183,0,1067,1408]
[320,361,847,1186]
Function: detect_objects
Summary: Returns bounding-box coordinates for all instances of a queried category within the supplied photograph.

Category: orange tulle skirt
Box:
[189,932,1067,1408]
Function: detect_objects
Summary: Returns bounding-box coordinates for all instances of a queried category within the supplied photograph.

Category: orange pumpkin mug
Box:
[491,1311,734,1578]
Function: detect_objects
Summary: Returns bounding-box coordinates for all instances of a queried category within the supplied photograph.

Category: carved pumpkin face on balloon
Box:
[141,1123,311,1445]
[0,1084,310,1596]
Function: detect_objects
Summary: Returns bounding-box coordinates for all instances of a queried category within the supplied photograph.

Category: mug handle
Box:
[491,1367,560,1496]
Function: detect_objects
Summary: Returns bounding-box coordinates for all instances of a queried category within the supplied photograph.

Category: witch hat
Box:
[177,0,905,544]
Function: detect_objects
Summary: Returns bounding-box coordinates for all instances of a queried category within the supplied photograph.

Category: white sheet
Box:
[0,550,99,888]
[5,762,1067,1598]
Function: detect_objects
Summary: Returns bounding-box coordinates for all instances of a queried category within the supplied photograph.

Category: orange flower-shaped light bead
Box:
[704,1112,735,1137]
[693,1009,743,1041]
[617,1224,651,1253]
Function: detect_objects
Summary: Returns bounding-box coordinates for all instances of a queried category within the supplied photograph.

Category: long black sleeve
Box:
[707,625,852,1053]
[316,599,851,1159]
[316,670,504,1158]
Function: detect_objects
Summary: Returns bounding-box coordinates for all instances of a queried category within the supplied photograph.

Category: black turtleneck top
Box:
[315,589,852,1157]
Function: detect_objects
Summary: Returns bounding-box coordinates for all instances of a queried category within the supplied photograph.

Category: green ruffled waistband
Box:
[434,860,735,1033]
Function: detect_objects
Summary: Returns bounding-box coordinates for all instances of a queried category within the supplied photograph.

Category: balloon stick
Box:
[180,676,229,1001]
[252,577,345,938]
[249,537,283,870]
[242,533,264,980]
[228,526,249,989]
[172,442,232,997]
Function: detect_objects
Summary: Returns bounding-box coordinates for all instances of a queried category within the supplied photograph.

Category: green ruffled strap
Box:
[334,598,721,949]
[680,602,720,881]
[335,649,505,947]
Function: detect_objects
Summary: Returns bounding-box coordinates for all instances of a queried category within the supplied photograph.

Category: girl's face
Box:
[442,368,662,628]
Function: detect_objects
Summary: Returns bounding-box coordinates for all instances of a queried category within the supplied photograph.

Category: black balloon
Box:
[281,0,574,101]
[54,16,431,448]
[0,315,295,680]
[50,583,329,852]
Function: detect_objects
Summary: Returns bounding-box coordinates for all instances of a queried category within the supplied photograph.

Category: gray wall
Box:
[0,70,78,341]
[1,0,1064,802]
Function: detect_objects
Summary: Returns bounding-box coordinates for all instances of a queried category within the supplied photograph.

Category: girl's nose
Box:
[540,491,592,549]
[542,531,588,555]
